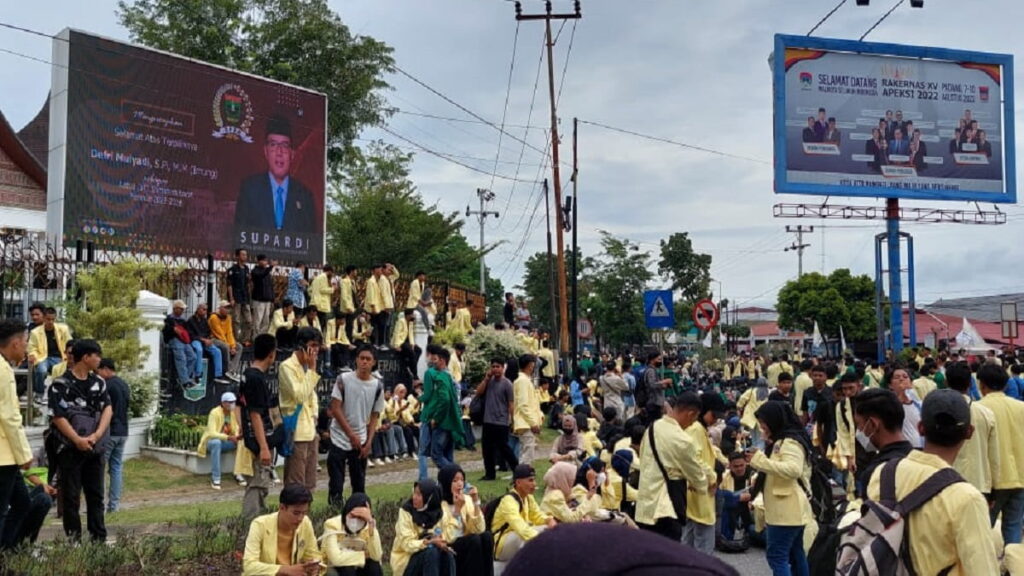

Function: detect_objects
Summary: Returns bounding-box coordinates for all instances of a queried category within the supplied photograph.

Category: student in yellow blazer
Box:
[326,316,355,370]
[437,464,493,575]
[0,320,34,513]
[406,271,427,311]
[390,479,454,576]
[541,462,599,523]
[268,299,299,349]
[977,363,1024,545]
[340,265,359,343]
[747,401,813,576]
[320,492,383,575]
[242,484,320,576]
[309,265,336,332]
[27,308,72,397]
[197,392,248,489]
[945,363,1000,497]
[278,328,322,493]
[682,393,724,554]
[831,373,860,493]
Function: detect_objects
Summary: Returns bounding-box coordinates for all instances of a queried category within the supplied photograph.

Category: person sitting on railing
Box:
[163,300,198,388]
[269,299,300,350]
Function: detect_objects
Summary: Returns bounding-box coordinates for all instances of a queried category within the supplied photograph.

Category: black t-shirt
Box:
[800,386,829,422]
[251,265,275,302]
[45,328,60,358]
[503,302,514,325]
[768,390,793,405]
[240,366,275,451]
[49,372,111,443]
[227,264,250,304]
[105,375,131,437]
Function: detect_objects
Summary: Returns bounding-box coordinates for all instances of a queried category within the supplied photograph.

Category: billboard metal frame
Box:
[773,34,1016,204]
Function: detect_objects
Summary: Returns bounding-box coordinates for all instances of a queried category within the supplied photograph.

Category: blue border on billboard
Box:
[773,34,1016,204]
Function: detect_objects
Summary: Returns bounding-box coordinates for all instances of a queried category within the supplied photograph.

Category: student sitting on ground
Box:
[438,464,494,576]
[540,461,600,523]
[549,415,585,464]
[242,483,321,576]
[390,479,454,576]
[320,492,383,576]
[493,464,558,563]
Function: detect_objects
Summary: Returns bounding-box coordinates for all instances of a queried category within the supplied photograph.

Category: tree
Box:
[657,232,712,305]
[776,268,879,343]
[583,233,653,349]
[484,275,505,326]
[327,142,478,282]
[517,250,584,334]
[118,0,394,173]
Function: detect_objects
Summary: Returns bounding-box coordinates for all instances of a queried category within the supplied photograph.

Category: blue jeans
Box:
[430,427,455,470]
[765,525,808,576]
[106,436,128,512]
[991,488,1024,545]
[169,339,196,384]
[33,356,62,394]
[418,425,432,481]
[190,341,223,378]
[508,434,521,460]
[207,439,236,484]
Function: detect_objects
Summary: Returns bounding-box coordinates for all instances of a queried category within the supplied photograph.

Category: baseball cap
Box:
[221,392,237,404]
[513,464,536,481]
[921,389,970,432]
[217,299,232,309]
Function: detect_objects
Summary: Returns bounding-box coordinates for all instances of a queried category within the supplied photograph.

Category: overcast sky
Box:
[2,0,1023,309]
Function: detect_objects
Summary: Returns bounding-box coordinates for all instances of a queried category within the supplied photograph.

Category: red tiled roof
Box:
[16,99,48,171]
[0,107,46,189]
[750,321,806,339]
[904,309,1008,345]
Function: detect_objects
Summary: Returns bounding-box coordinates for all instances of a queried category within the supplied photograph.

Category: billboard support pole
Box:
[886,199,904,355]
[874,233,886,364]
[906,233,916,348]
[206,254,215,313]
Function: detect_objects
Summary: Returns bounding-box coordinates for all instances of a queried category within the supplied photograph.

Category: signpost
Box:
[692,298,720,331]
[644,290,675,329]
[1002,302,1019,349]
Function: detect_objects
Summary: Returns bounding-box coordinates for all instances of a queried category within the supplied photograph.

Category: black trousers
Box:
[331,344,352,370]
[327,444,367,507]
[640,517,683,542]
[58,448,107,541]
[400,424,419,455]
[275,326,298,349]
[327,560,383,576]
[398,343,420,379]
[372,312,391,346]
[343,313,357,345]
[481,423,518,479]
[451,532,494,576]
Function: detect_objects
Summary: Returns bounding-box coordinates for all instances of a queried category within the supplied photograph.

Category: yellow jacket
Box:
[604,468,637,509]
[49,361,68,380]
[242,512,320,576]
[278,354,320,443]
[540,488,595,524]
[831,399,856,472]
[447,308,473,336]
[449,353,463,384]
[28,323,71,367]
[492,492,549,559]
[326,319,351,348]
[513,375,543,433]
[737,388,767,430]
[197,406,239,457]
[913,377,937,400]
[390,508,436,576]
[391,317,412,349]
[380,268,398,310]
[396,396,418,426]
[340,277,356,314]
[406,278,425,310]
[683,421,717,526]
[635,415,709,525]
[268,309,295,335]
[749,438,812,527]
[208,314,236,348]
[953,395,1000,494]
[310,272,334,313]
[440,498,485,542]
[0,358,32,466]
[364,276,382,314]
[978,392,1024,490]
[793,372,813,416]
[321,515,383,568]
[867,450,999,576]
[537,348,555,378]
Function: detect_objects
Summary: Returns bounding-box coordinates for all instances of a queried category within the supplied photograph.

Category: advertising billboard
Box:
[47,29,328,262]
[773,35,1015,203]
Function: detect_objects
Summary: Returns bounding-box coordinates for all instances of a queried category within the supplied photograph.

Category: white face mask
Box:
[856,420,878,453]
[595,472,607,486]
[345,517,367,534]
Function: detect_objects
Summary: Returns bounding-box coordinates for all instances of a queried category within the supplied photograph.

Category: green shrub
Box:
[463,325,529,385]
[149,412,205,450]
[431,326,466,348]
[128,373,157,419]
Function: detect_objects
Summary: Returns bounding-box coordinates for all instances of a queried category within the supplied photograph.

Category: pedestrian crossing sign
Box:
[644,290,675,329]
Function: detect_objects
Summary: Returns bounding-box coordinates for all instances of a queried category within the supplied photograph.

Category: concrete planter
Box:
[140,444,237,476]
[25,416,153,460]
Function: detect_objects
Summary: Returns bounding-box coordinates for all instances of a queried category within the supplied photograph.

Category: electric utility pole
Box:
[515,0,581,358]
[784,225,813,278]
[466,188,499,294]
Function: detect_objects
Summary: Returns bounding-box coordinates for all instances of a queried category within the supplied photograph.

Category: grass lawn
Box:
[105,428,559,527]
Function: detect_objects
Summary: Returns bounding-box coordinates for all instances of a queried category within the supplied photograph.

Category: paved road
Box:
[714,548,772,576]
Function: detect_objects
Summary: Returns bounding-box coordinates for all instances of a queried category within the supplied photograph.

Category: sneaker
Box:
[234,474,247,487]
[385,456,394,464]
[501,474,513,481]
[367,459,376,468]
[211,482,221,490]
[226,372,242,383]
[375,458,386,466]
[214,377,231,385]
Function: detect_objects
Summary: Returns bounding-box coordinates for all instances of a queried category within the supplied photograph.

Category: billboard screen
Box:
[773,35,1015,203]
[49,29,327,262]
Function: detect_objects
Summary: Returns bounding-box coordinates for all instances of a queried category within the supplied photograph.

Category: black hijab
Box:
[753,401,813,460]
[438,464,464,505]
[574,457,606,489]
[342,492,371,534]
[402,479,444,529]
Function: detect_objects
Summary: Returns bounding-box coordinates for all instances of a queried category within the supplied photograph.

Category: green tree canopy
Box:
[583,233,653,349]
[118,0,394,173]
[776,268,879,342]
[657,232,712,306]
[516,249,584,334]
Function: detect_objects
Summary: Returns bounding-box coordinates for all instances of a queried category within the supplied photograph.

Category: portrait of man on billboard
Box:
[233,114,317,238]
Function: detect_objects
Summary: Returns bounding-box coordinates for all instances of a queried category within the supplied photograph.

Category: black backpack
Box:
[483,491,524,547]
[807,499,851,576]
[633,368,650,411]
[801,444,843,526]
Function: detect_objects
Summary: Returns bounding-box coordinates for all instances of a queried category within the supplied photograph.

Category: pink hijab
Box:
[544,462,578,500]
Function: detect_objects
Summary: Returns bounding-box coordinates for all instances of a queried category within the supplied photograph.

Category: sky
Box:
[2,0,1023,310]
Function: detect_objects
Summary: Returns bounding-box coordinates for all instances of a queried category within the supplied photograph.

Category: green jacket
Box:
[421,368,465,446]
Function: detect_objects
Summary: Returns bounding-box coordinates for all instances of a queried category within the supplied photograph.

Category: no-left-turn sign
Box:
[692,299,720,331]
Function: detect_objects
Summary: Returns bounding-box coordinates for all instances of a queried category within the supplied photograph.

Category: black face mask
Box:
[654,362,663,368]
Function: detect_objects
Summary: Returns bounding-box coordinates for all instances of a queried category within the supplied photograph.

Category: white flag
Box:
[840,325,848,353]
[702,331,713,348]
[719,329,727,345]
[812,321,823,348]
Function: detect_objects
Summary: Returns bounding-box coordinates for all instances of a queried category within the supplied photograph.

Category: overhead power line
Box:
[488,21,522,194]
[807,0,848,36]
[379,126,541,184]
[578,120,772,165]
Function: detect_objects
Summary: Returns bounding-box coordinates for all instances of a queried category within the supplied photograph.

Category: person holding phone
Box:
[438,464,493,576]
[242,483,321,576]
[390,479,454,576]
